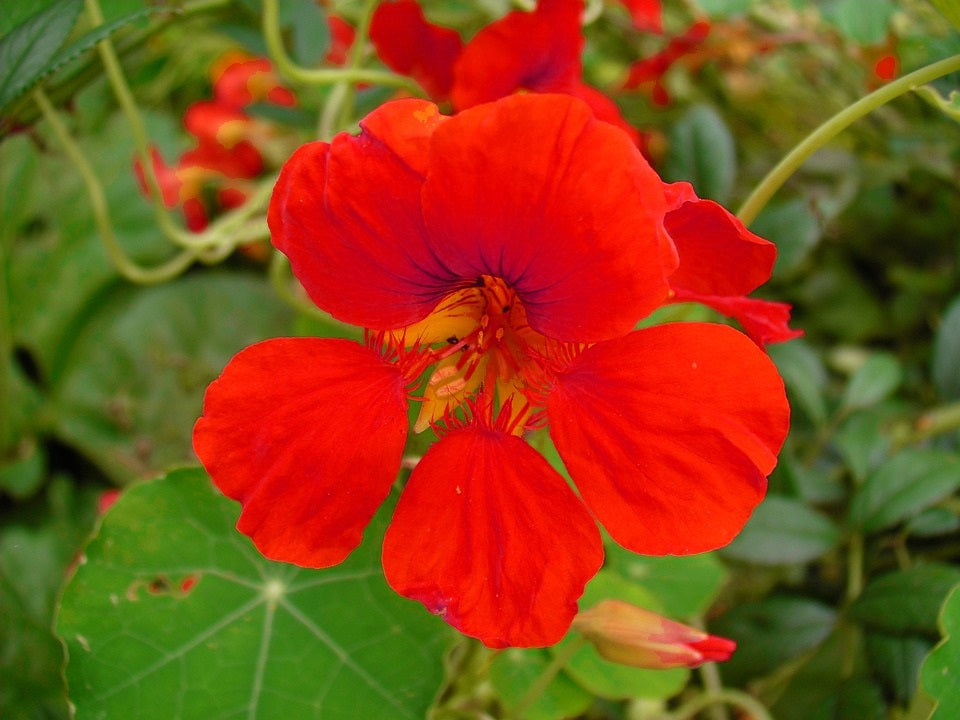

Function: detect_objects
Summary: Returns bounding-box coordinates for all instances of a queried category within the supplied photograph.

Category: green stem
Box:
[335,0,382,131]
[737,53,960,225]
[261,0,420,92]
[508,638,587,720]
[0,201,12,451]
[32,88,196,284]
[698,656,730,720]
[669,689,773,720]
[846,531,864,604]
[83,0,196,248]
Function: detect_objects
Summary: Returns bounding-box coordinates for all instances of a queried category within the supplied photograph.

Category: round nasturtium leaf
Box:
[56,468,450,720]
[51,272,291,483]
[490,648,593,720]
[922,584,960,720]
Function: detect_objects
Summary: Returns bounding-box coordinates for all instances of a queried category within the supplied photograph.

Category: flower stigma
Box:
[397,275,550,434]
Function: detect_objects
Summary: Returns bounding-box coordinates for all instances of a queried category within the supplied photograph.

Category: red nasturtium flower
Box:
[369,0,463,101]
[134,52,296,232]
[194,93,790,647]
[370,0,642,145]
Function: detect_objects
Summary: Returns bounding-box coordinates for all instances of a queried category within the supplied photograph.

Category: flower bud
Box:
[572,599,735,669]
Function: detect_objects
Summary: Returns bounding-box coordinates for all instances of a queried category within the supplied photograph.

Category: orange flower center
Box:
[398,276,547,433]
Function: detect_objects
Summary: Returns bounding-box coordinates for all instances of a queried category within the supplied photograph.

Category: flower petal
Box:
[383,428,603,647]
[422,93,671,342]
[547,323,788,555]
[664,181,775,296]
[193,338,408,567]
[567,82,641,146]
[672,290,803,346]
[268,99,454,329]
[369,0,463,101]
[618,0,663,32]
[450,0,583,110]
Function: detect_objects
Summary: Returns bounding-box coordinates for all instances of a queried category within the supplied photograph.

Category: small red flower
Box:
[325,15,356,66]
[617,0,663,33]
[873,54,898,81]
[623,20,711,105]
[452,0,640,143]
[369,0,463,101]
[194,94,790,647]
[134,53,295,232]
[211,53,296,110]
[369,0,641,144]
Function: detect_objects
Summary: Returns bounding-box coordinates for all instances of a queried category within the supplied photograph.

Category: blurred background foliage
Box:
[1,0,959,718]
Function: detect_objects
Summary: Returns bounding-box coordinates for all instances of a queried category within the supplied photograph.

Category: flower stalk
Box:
[737,53,960,226]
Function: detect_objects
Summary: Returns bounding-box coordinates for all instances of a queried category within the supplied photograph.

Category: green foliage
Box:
[2,0,959,718]
[928,0,960,31]
[721,495,842,565]
[57,468,450,720]
[662,104,737,203]
[923,585,960,720]
[0,0,82,111]
[0,478,100,720]
[849,450,960,533]
[820,0,897,45]
[851,564,960,635]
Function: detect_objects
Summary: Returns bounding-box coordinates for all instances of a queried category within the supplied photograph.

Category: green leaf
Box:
[711,597,837,684]
[848,450,960,534]
[927,0,960,32]
[691,0,754,17]
[777,448,845,504]
[720,495,841,566]
[662,104,737,203]
[0,0,83,111]
[840,352,902,411]
[751,198,822,282]
[906,508,960,538]
[490,649,592,720]
[46,7,174,79]
[282,0,330,67]
[832,678,886,720]
[832,410,891,482]
[768,340,828,425]
[0,440,45,500]
[766,628,851,720]
[555,570,688,701]
[56,468,449,720]
[51,272,291,483]
[932,294,960,400]
[0,0,57,35]
[915,86,960,124]
[922,584,960,720]
[1,476,100,720]
[864,632,931,705]
[820,0,896,45]
[851,564,960,635]
[603,541,728,618]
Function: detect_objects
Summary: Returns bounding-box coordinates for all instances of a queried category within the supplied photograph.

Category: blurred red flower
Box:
[369,0,463,100]
[194,94,791,647]
[134,53,295,231]
[618,0,663,33]
[370,0,641,144]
